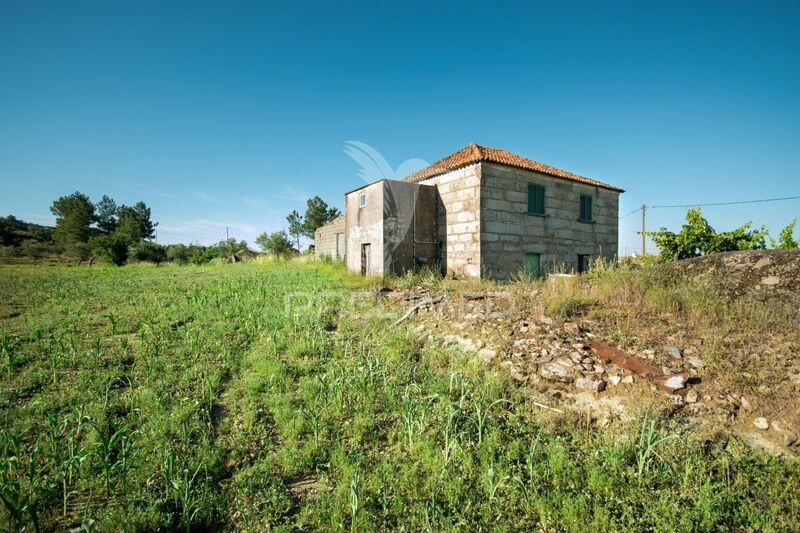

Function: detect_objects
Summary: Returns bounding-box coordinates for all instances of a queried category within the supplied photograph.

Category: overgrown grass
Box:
[1,262,798,530]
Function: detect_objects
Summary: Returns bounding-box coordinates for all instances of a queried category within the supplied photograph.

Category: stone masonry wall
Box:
[314,215,345,260]
[418,164,482,278]
[479,162,619,279]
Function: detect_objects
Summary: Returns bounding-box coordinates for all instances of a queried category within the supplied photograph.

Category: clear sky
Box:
[1,1,799,253]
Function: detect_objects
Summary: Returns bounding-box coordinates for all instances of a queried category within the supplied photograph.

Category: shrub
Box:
[166,244,189,265]
[130,241,167,265]
[91,234,129,266]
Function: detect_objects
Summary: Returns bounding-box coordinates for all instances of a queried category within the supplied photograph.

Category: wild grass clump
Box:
[388,265,445,291]
[541,276,596,320]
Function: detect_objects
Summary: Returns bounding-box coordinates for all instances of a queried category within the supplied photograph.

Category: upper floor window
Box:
[359,192,367,208]
[527,183,545,215]
[579,194,593,222]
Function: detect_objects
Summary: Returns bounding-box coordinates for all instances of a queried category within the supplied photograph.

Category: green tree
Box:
[256,231,294,260]
[302,196,340,239]
[90,234,129,266]
[95,195,118,234]
[645,208,768,261]
[116,202,157,243]
[772,220,798,249]
[286,210,304,250]
[215,238,249,263]
[50,192,96,247]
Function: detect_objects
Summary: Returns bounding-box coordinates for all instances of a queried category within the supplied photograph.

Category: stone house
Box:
[315,143,623,279]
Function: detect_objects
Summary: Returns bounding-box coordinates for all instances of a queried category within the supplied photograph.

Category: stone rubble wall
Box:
[479,162,620,279]
[418,164,482,278]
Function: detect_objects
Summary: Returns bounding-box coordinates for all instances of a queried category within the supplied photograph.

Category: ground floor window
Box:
[524,252,541,277]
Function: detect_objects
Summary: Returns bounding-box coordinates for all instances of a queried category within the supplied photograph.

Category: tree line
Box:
[1,192,341,265]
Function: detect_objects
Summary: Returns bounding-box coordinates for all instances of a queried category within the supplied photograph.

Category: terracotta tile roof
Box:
[402,143,624,192]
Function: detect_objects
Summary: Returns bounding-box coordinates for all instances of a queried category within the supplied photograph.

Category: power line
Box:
[619,206,643,219]
[619,194,799,219]
[648,195,800,209]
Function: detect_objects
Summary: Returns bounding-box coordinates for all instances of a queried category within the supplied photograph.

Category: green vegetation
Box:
[772,219,799,249]
[256,230,295,260]
[1,263,798,531]
[645,208,768,261]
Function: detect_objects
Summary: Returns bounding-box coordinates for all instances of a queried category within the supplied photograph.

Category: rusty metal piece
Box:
[589,340,660,376]
[590,340,691,394]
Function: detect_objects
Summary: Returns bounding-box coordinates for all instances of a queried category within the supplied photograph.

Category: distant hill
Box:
[0,215,55,246]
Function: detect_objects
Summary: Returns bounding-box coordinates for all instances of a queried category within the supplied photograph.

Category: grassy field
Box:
[1,263,798,531]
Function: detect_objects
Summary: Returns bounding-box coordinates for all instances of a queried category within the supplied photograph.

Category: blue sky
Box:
[1,1,798,253]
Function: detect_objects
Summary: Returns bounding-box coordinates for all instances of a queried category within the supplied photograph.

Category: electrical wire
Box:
[619,195,799,218]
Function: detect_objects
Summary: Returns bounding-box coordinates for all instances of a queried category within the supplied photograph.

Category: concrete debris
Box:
[575,377,606,392]
[685,356,705,369]
[664,346,683,360]
[539,363,574,383]
[685,389,699,404]
[608,375,622,386]
[753,417,769,430]
[650,373,688,392]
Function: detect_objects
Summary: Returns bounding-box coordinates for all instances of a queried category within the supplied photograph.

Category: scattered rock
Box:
[652,374,688,393]
[668,394,684,406]
[753,417,769,430]
[500,361,527,383]
[686,356,705,369]
[575,377,606,392]
[788,373,800,386]
[664,346,683,360]
[685,390,699,404]
[621,375,635,385]
[477,348,497,361]
[771,421,798,447]
[539,363,574,383]
[760,276,780,286]
[608,375,622,386]
[563,322,580,334]
[740,396,752,411]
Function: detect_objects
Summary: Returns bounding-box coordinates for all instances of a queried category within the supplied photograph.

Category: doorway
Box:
[524,252,541,278]
[361,243,371,275]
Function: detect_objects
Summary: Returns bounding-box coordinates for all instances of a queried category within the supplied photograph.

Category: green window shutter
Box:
[528,184,545,215]
[580,194,592,221]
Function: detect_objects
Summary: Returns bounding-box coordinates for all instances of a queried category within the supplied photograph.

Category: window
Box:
[359,193,367,208]
[578,254,591,273]
[527,184,545,215]
[579,194,593,222]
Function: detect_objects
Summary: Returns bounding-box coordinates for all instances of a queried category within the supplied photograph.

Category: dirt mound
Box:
[661,249,800,302]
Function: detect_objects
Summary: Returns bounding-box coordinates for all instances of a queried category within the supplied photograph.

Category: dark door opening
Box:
[578,254,591,273]
[361,243,371,275]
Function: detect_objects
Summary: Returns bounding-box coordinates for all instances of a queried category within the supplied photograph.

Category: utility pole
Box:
[225,226,229,240]
[641,205,646,257]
